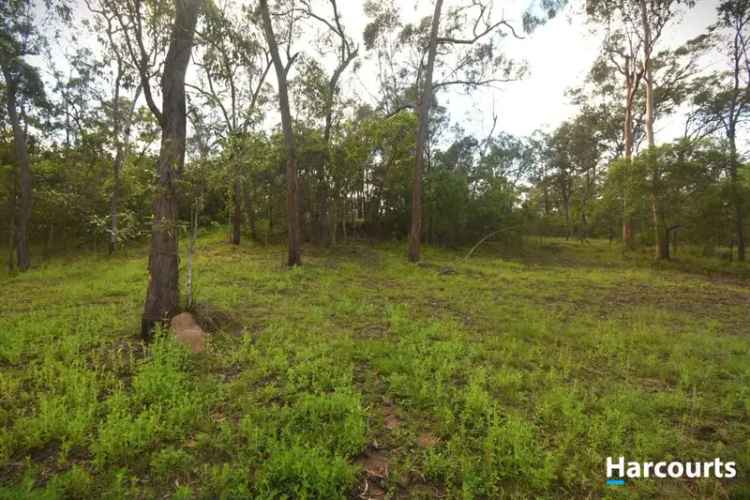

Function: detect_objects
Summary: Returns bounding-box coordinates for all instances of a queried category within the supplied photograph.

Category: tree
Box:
[188,4,271,246]
[258,0,302,266]
[690,0,750,261]
[298,0,358,246]
[588,0,697,258]
[592,21,644,246]
[365,0,562,261]
[0,0,52,271]
[407,0,444,262]
[84,0,143,254]
[111,0,201,337]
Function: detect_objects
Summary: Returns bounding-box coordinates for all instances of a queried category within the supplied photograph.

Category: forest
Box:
[1,0,749,498]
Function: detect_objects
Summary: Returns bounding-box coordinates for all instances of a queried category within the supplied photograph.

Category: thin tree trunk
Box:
[408,0,443,262]
[622,55,638,249]
[729,130,746,261]
[187,198,198,309]
[110,59,123,255]
[330,195,338,245]
[342,197,347,241]
[640,0,667,260]
[243,183,258,241]
[318,119,332,246]
[6,169,16,272]
[110,79,141,255]
[260,0,301,266]
[232,177,242,245]
[2,67,31,271]
[141,0,200,338]
[728,12,747,262]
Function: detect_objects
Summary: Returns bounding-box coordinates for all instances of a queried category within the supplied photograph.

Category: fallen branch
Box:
[463,225,523,261]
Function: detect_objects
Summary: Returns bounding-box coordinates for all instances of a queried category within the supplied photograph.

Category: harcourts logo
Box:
[606,457,737,486]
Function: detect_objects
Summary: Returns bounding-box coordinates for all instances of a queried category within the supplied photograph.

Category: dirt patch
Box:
[357,324,389,339]
[599,281,750,328]
[189,302,243,335]
[383,404,401,431]
[416,433,440,448]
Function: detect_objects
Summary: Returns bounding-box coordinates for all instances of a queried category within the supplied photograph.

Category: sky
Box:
[44,0,727,146]
[329,0,724,142]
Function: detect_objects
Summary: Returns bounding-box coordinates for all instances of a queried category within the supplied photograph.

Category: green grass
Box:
[1,231,748,498]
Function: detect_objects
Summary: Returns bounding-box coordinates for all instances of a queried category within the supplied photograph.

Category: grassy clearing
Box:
[0,232,749,499]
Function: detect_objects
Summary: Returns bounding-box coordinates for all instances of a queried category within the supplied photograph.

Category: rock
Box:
[170,312,207,353]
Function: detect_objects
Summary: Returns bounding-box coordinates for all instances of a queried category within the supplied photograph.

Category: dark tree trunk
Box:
[260,0,301,266]
[6,168,16,272]
[408,0,443,262]
[2,67,32,271]
[141,0,200,339]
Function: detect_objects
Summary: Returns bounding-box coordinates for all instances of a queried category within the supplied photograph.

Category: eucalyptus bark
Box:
[2,66,31,271]
[259,0,301,266]
[141,0,201,338]
[408,0,444,262]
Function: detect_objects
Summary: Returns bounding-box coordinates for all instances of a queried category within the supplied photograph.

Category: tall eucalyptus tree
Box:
[109,0,202,337]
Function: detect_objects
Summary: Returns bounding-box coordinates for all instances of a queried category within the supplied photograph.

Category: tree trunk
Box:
[267,200,273,245]
[110,78,141,255]
[729,131,746,261]
[640,0,667,260]
[243,183,258,242]
[260,0,301,266]
[2,67,32,271]
[110,60,123,255]
[342,198,347,241]
[330,196,338,246]
[6,169,16,272]
[408,0,443,262]
[622,56,637,249]
[187,198,198,309]
[232,177,242,245]
[318,122,331,246]
[141,0,200,339]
